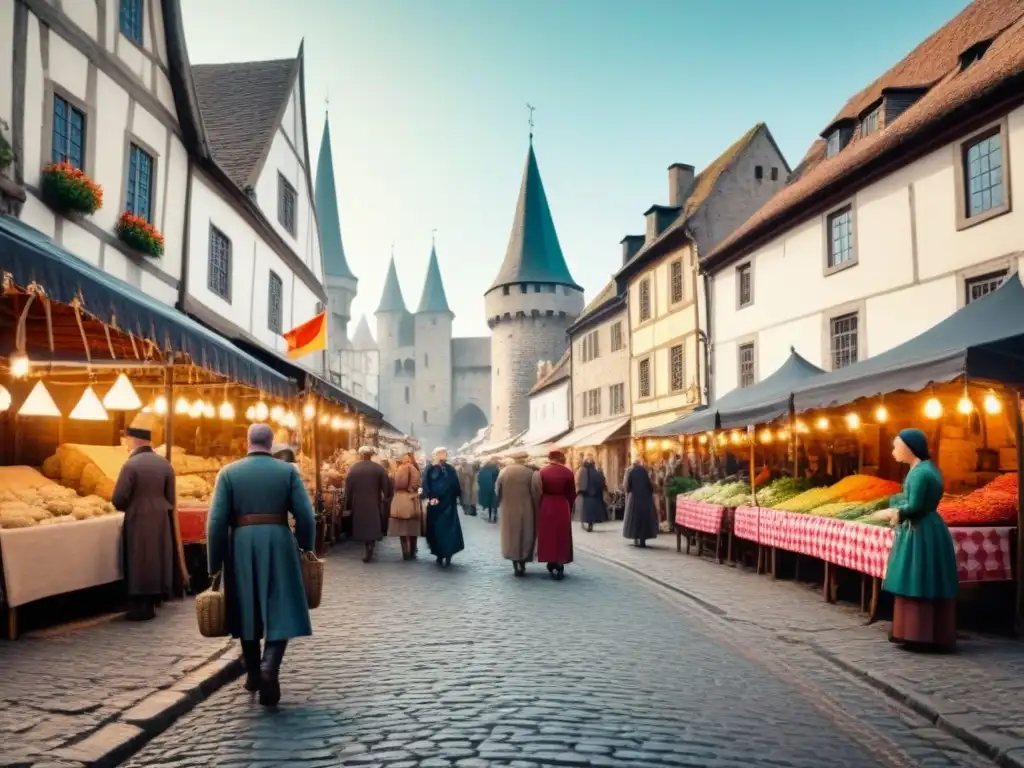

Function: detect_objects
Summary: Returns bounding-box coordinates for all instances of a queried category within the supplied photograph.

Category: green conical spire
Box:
[417,245,452,315]
[314,114,356,280]
[376,257,406,314]
[490,141,581,292]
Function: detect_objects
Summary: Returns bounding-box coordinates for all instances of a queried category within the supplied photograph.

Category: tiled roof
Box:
[416,245,452,315]
[376,257,407,314]
[530,349,571,395]
[191,57,297,188]
[315,114,356,280]
[616,123,771,278]
[707,0,1024,267]
[451,337,491,369]
[569,279,621,334]
[490,142,581,292]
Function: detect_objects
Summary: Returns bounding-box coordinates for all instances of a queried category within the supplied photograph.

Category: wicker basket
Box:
[300,550,324,610]
[195,572,227,637]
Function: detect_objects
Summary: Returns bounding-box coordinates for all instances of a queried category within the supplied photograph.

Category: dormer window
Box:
[861,106,880,137]
[825,124,854,158]
[960,40,992,72]
[826,130,841,158]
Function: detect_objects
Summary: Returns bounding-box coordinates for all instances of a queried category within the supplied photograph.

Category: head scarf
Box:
[897,428,930,461]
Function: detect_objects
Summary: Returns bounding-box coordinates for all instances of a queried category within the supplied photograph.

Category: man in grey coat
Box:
[112,419,177,621]
[344,446,390,562]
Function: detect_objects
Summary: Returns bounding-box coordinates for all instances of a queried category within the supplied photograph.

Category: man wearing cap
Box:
[112,413,177,621]
[207,423,316,706]
[344,446,390,562]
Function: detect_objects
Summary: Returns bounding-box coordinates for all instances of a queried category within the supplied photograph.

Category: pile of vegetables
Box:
[684,480,750,507]
[755,477,808,508]
[774,474,901,514]
[938,473,1018,526]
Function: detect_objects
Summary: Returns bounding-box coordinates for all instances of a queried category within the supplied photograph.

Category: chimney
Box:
[620,235,645,265]
[668,163,695,208]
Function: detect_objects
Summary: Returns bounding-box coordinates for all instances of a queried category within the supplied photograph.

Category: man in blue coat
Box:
[207,423,315,707]
[476,457,500,522]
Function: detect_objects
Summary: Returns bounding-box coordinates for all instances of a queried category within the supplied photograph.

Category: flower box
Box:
[115,211,164,257]
[40,162,103,215]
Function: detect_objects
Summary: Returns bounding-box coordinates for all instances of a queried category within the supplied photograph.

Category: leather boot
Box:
[259,640,287,706]
[241,640,261,691]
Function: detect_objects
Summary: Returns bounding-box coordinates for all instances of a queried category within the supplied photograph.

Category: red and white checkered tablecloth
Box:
[732,506,759,542]
[675,499,726,535]
[952,527,1013,582]
[757,508,1013,583]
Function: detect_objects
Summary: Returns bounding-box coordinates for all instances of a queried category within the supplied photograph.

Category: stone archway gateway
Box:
[450,403,488,445]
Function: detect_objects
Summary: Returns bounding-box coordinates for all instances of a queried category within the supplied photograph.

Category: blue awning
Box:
[0,214,295,397]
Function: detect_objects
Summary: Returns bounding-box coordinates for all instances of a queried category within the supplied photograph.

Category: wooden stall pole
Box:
[312,394,326,556]
[1014,391,1024,637]
[165,363,188,597]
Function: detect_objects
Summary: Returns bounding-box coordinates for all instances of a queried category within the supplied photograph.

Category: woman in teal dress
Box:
[882,428,959,651]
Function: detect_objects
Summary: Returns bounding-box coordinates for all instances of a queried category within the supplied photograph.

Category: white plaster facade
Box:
[525,374,570,448]
[709,106,1024,399]
[569,290,630,431]
[1,0,189,308]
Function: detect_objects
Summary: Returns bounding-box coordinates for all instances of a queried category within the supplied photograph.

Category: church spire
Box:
[417,242,452,315]
[314,113,356,280]
[376,255,406,314]
[489,138,581,293]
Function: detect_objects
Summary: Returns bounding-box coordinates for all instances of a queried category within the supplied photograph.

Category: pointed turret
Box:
[417,245,453,315]
[376,257,406,314]
[489,140,581,292]
[351,315,377,350]
[314,114,356,280]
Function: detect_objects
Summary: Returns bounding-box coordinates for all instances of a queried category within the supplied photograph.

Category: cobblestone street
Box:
[118,516,997,768]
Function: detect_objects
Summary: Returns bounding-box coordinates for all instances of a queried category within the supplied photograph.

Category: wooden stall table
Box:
[675,498,729,563]
[0,514,124,639]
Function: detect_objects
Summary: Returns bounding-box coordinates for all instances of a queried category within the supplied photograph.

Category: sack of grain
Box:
[41,455,61,479]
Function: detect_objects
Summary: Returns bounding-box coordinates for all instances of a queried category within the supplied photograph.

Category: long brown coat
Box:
[111,446,176,597]
[496,462,536,561]
[345,459,390,542]
[388,463,422,537]
[458,464,477,505]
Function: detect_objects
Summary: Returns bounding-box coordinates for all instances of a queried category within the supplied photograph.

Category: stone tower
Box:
[486,137,583,442]
[414,243,454,449]
[315,114,357,356]
[375,256,416,434]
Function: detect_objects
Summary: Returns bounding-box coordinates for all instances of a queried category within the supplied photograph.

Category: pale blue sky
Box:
[181,0,969,338]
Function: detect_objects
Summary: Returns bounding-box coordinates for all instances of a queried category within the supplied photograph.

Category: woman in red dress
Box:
[532,450,576,580]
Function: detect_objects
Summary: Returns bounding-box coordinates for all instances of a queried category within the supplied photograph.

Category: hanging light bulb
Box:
[845,412,861,430]
[255,401,269,421]
[331,416,343,431]
[283,412,297,429]
[18,380,60,417]
[153,395,168,416]
[759,429,773,444]
[175,396,190,415]
[874,405,889,423]
[984,392,1002,415]
[716,433,727,445]
[245,405,256,421]
[698,434,708,445]
[270,405,285,423]
[219,401,235,420]
[957,396,974,415]
[189,399,204,418]
[70,385,109,421]
[203,403,216,419]
[319,413,330,426]
[777,428,789,440]
[924,397,943,419]
[0,385,10,413]
[8,351,30,378]
[303,402,315,420]
[730,431,741,445]
[816,416,830,430]
[102,373,142,411]
[796,420,809,434]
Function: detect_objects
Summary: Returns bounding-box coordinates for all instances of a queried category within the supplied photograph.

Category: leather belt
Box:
[234,514,288,528]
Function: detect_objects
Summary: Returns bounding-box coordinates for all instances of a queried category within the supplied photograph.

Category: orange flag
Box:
[283,311,327,360]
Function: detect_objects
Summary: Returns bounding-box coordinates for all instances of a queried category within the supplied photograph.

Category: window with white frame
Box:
[638,279,651,322]
[610,383,625,415]
[610,321,624,352]
[638,358,651,398]
[208,226,231,301]
[965,270,1007,304]
[962,129,1005,219]
[830,312,859,369]
[737,263,752,307]
[826,205,855,270]
[670,259,684,304]
[268,271,283,333]
[738,342,755,388]
[582,388,601,418]
[670,344,684,392]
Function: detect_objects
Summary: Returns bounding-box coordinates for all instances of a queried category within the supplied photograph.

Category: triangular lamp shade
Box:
[0,385,10,412]
[70,386,109,421]
[103,373,142,411]
[19,381,61,417]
